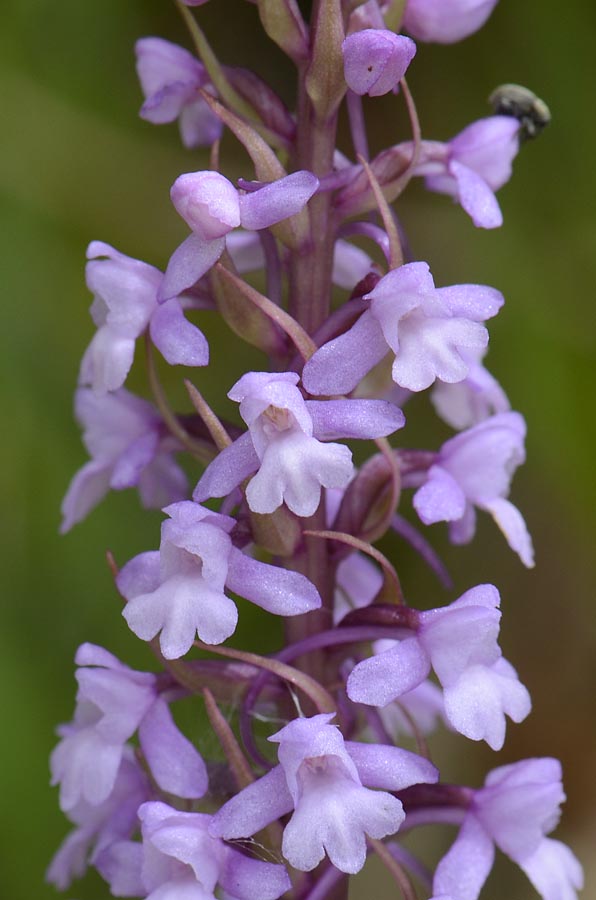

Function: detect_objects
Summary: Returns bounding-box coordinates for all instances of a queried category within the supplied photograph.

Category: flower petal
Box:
[220,847,291,900]
[518,838,583,900]
[449,160,503,229]
[346,742,438,790]
[159,234,225,302]
[110,432,159,490]
[443,659,531,749]
[433,814,495,900]
[79,328,136,394]
[483,497,535,567]
[347,637,431,706]
[60,462,111,533]
[245,432,353,517]
[139,698,208,798]
[414,467,467,525]
[150,299,209,367]
[308,399,405,440]
[434,284,504,321]
[210,765,293,839]
[302,310,388,396]
[281,775,404,873]
[238,171,318,230]
[122,574,238,658]
[227,548,321,616]
[193,432,260,502]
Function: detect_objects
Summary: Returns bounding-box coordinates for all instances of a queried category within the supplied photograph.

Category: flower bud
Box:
[342,29,416,96]
[170,171,241,239]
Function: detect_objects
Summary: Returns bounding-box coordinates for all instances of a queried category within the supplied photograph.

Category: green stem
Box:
[289,33,340,333]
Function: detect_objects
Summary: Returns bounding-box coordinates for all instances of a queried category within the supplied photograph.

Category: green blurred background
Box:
[1,1,594,898]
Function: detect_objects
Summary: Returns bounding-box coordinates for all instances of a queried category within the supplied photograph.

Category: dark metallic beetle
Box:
[489,83,551,141]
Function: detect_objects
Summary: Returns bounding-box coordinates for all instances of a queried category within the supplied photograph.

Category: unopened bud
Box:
[342,29,416,96]
[170,172,241,239]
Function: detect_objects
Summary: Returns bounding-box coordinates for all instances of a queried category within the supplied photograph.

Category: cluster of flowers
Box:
[50,2,582,899]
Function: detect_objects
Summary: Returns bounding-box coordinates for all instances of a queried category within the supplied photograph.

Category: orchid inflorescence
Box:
[49,2,582,899]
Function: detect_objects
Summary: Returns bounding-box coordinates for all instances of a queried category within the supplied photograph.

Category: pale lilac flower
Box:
[194,371,405,517]
[413,117,520,227]
[431,346,510,430]
[210,714,438,873]
[97,801,291,900]
[303,262,502,395]
[117,500,322,658]
[160,170,319,301]
[347,584,531,749]
[333,551,447,742]
[50,644,208,811]
[403,0,500,44]
[60,387,187,533]
[135,37,222,148]
[412,411,535,567]
[79,241,209,393]
[342,30,416,96]
[47,751,151,891]
[432,759,583,900]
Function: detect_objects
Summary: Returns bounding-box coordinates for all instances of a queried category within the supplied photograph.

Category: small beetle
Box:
[489,83,551,141]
